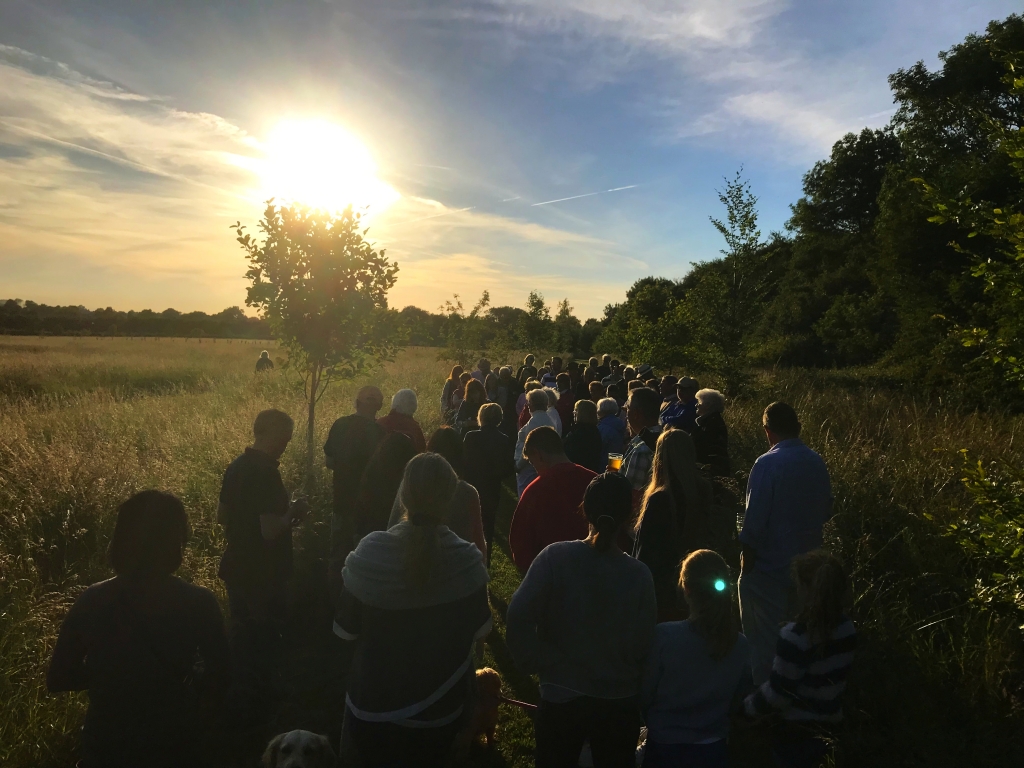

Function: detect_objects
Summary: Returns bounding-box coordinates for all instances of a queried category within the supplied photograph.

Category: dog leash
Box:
[499,695,538,712]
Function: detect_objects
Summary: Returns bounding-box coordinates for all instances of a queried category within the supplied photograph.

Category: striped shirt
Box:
[744,617,856,722]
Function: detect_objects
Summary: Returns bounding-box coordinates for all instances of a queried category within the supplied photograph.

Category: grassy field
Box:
[2,337,1024,767]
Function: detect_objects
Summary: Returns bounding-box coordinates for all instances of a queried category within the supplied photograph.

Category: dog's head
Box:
[476,667,503,697]
[262,730,336,768]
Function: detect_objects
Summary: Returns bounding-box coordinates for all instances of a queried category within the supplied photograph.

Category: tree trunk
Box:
[305,364,321,486]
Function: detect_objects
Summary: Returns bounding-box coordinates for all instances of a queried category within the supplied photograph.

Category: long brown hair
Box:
[447,365,464,384]
[793,550,849,644]
[636,429,707,556]
[400,453,458,587]
[680,549,738,661]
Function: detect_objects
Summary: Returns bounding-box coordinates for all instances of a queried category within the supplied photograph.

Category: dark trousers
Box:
[642,739,728,768]
[480,496,498,566]
[224,582,286,723]
[535,696,642,768]
[346,708,462,768]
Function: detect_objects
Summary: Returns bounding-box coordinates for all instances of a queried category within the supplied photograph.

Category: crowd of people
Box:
[47,352,852,768]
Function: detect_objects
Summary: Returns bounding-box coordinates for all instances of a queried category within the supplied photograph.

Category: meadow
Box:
[2,336,1024,767]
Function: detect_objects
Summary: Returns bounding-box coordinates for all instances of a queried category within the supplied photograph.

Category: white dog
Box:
[262,730,336,768]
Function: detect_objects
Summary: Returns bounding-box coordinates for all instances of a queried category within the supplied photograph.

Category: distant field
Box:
[2,338,1024,767]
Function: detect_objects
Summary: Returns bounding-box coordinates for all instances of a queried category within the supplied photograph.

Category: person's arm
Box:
[466,485,487,558]
[323,422,339,470]
[640,629,664,714]
[333,584,363,642]
[505,552,562,674]
[195,590,231,699]
[47,597,90,692]
[738,459,772,572]
[387,483,406,528]
[507,492,535,575]
[634,496,676,593]
[744,626,806,716]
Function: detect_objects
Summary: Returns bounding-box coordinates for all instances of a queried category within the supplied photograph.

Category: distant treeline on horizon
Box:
[0,299,273,340]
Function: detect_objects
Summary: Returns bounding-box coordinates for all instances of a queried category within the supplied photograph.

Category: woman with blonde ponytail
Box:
[506,473,656,767]
[640,549,751,767]
[334,453,491,767]
[634,429,713,622]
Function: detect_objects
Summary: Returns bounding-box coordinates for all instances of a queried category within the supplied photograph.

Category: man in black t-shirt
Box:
[218,408,307,721]
[323,386,386,585]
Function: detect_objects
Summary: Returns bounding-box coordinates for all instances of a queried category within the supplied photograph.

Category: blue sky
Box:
[0,1,1018,319]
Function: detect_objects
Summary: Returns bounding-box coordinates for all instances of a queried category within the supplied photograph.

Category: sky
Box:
[0,1,1018,320]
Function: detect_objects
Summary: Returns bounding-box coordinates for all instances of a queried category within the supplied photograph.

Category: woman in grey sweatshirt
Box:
[506,472,657,767]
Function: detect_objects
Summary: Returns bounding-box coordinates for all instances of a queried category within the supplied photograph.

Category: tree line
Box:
[596,15,1024,400]
[0,300,272,339]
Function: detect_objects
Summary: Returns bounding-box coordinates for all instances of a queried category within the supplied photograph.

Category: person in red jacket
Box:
[508,426,595,574]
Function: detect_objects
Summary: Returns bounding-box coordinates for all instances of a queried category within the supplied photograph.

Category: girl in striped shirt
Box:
[744,550,856,768]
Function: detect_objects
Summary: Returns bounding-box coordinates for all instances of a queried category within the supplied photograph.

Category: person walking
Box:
[562,399,606,474]
[472,358,492,384]
[217,409,309,722]
[516,354,538,384]
[597,397,626,460]
[324,387,386,584]
[641,550,752,768]
[659,377,699,433]
[692,389,731,476]
[508,426,595,574]
[455,379,488,436]
[621,387,663,492]
[634,429,713,622]
[440,365,464,418]
[48,491,230,768]
[464,403,515,564]
[335,454,492,768]
[255,350,274,373]
[739,403,833,686]
[387,427,488,558]
[506,473,657,768]
[515,389,556,496]
[377,389,427,453]
[355,432,417,538]
[744,550,855,768]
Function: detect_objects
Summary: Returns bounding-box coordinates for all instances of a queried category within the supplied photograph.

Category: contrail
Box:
[501,195,521,202]
[532,185,638,207]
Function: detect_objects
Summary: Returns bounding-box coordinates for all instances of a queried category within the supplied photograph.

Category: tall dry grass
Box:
[0,339,449,767]
[3,340,1024,766]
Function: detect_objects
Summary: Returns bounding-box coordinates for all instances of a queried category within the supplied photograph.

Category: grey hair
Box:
[478,402,502,427]
[597,397,619,417]
[696,388,726,414]
[527,389,549,412]
[543,387,559,407]
[391,388,418,416]
[499,366,512,377]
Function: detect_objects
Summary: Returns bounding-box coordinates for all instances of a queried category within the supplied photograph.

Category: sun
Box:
[259,119,400,215]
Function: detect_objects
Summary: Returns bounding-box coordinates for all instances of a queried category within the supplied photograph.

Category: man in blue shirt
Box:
[659,377,699,432]
[738,402,833,684]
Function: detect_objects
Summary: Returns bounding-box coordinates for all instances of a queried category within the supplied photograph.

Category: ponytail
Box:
[582,473,633,553]
[680,549,738,661]
[793,550,849,644]
[399,453,458,587]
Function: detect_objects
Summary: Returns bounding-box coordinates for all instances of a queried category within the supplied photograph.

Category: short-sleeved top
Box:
[47,575,230,767]
[324,414,386,515]
[739,438,833,577]
[218,447,291,589]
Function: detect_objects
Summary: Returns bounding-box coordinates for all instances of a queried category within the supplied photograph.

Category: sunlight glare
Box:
[260,120,399,215]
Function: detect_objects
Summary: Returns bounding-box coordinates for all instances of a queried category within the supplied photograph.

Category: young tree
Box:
[233,202,400,472]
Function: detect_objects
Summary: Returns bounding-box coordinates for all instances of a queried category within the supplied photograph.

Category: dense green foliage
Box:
[598,15,1024,402]
[0,300,270,339]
